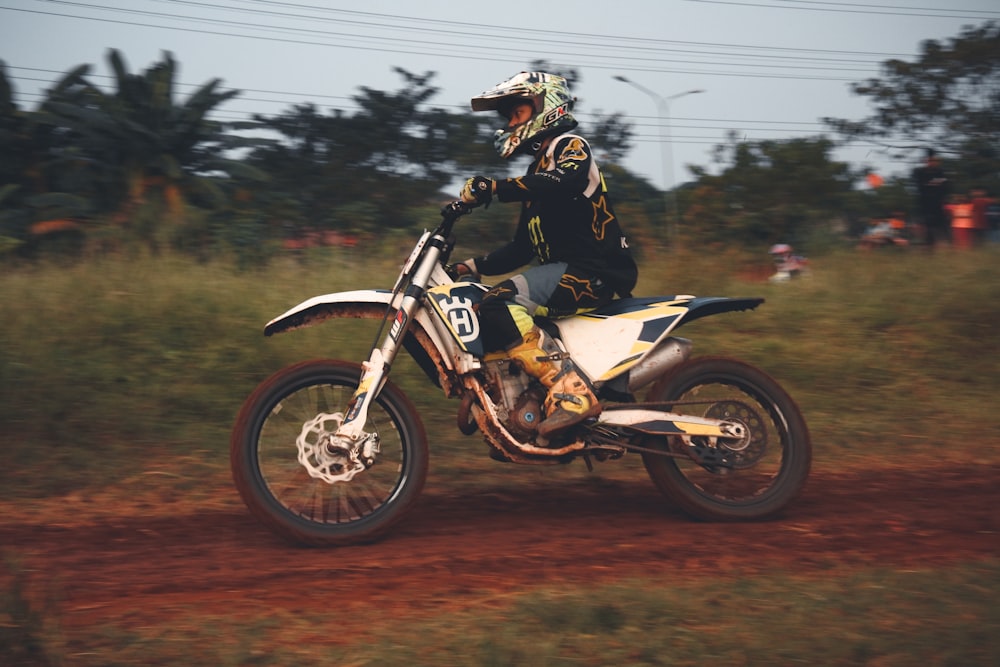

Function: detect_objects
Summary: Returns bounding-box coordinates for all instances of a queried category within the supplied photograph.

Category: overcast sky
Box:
[3,0,998,190]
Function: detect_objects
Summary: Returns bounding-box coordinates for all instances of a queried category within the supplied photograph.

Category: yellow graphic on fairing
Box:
[619,301,689,321]
[574,299,690,381]
[598,352,646,381]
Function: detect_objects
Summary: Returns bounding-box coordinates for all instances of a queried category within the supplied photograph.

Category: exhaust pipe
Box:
[627,337,692,392]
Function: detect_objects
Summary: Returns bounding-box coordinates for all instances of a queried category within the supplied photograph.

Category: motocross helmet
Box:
[471,71,578,159]
[769,243,793,262]
[769,243,792,256]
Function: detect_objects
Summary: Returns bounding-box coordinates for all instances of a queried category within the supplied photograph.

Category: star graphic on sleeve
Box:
[559,274,599,301]
[591,195,615,240]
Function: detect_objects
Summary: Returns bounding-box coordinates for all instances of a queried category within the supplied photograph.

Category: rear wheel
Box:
[230,359,428,546]
[641,357,811,521]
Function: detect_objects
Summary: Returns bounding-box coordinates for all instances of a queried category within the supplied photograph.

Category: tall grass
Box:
[1,245,998,497]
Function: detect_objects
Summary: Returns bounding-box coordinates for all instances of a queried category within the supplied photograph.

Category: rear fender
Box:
[555,296,764,384]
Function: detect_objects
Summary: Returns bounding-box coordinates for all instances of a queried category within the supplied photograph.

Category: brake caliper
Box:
[296,412,380,483]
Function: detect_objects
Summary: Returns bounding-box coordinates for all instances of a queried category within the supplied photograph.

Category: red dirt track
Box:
[1,464,997,634]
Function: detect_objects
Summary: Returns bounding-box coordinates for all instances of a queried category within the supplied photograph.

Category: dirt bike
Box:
[231,201,811,546]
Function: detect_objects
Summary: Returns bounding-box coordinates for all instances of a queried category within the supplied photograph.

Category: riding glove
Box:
[460,176,494,207]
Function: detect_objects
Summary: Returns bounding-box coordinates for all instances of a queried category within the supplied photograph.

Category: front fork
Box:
[334,241,444,445]
[335,304,411,443]
[295,298,420,484]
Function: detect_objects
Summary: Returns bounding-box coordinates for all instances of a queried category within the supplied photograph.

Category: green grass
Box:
[2,244,1000,665]
[359,563,1000,667]
[2,246,999,496]
[6,560,997,666]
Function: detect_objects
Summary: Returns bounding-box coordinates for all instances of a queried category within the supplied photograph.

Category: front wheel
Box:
[230,359,428,546]
[641,357,811,521]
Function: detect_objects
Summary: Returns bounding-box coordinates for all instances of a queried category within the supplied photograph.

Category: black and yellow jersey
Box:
[476,133,638,298]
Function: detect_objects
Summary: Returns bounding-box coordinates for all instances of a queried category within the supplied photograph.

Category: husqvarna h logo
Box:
[441,296,479,343]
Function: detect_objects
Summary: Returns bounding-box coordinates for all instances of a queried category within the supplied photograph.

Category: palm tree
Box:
[44,49,245,247]
[0,60,95,252]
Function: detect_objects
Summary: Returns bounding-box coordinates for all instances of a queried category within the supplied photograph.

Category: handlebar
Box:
[437,200,477,237]
[440,200,476,220]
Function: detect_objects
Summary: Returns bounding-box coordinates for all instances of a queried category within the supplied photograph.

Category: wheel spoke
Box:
[641,357,810,520]
[231,360,428,545]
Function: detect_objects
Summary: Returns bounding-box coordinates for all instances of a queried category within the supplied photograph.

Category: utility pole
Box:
[613,76,704,247]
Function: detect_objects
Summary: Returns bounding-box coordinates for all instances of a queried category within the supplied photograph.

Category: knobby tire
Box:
[230,359,428,546]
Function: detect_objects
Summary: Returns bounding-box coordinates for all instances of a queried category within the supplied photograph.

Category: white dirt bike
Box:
[230,201,811,546]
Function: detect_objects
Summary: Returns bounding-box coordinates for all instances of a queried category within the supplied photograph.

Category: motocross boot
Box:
[505,328,601,439]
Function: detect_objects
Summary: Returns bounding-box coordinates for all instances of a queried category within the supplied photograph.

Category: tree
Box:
[245,68,501,237]
[825,21,1000,189]
[0,60,98,254]
[0,60,37,249]
[43,49,247,248]
[684,133,855,246]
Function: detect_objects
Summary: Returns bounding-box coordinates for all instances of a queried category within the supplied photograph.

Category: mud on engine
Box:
[483,359,547,440]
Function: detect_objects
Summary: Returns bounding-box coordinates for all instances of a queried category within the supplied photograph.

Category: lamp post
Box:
[613,76,704,246]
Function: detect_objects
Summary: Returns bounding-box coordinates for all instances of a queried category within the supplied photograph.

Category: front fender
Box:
[264,289,395,336]
[262,289,456,391]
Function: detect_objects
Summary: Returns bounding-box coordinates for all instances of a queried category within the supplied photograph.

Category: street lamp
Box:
[613,75,704,246]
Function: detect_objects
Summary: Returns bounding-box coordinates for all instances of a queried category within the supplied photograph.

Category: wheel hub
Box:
[681,400,768,470]
[296,412,380,484]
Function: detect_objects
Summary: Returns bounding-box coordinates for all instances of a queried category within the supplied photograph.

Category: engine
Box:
[483,359,547,440]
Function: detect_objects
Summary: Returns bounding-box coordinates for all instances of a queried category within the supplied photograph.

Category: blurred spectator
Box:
[988,197,1000,243]
[946,194,975,249]
[768,243,809,282]
[912,149,950,248]
[970,188,996,245]
[859,212,909,250]
[888,211,907,233]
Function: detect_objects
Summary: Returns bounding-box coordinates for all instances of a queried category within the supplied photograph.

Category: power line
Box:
[2,6,879,83]
[6,72,838,148]
[7,1,919,79]
[776,0,998,16]
[683,0,1000,20]
[6,0,964,172]
[7,2,983,91]
[4,68,833,130]
[146,0,902,63]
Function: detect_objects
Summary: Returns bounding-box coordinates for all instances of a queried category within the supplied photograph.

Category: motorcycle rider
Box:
[452,71,638,439]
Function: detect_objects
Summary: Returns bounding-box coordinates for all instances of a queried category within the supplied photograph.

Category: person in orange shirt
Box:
[970,189,996,245]
[946,194,975,249]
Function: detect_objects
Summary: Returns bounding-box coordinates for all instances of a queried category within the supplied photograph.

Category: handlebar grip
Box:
[440,200,476,220]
